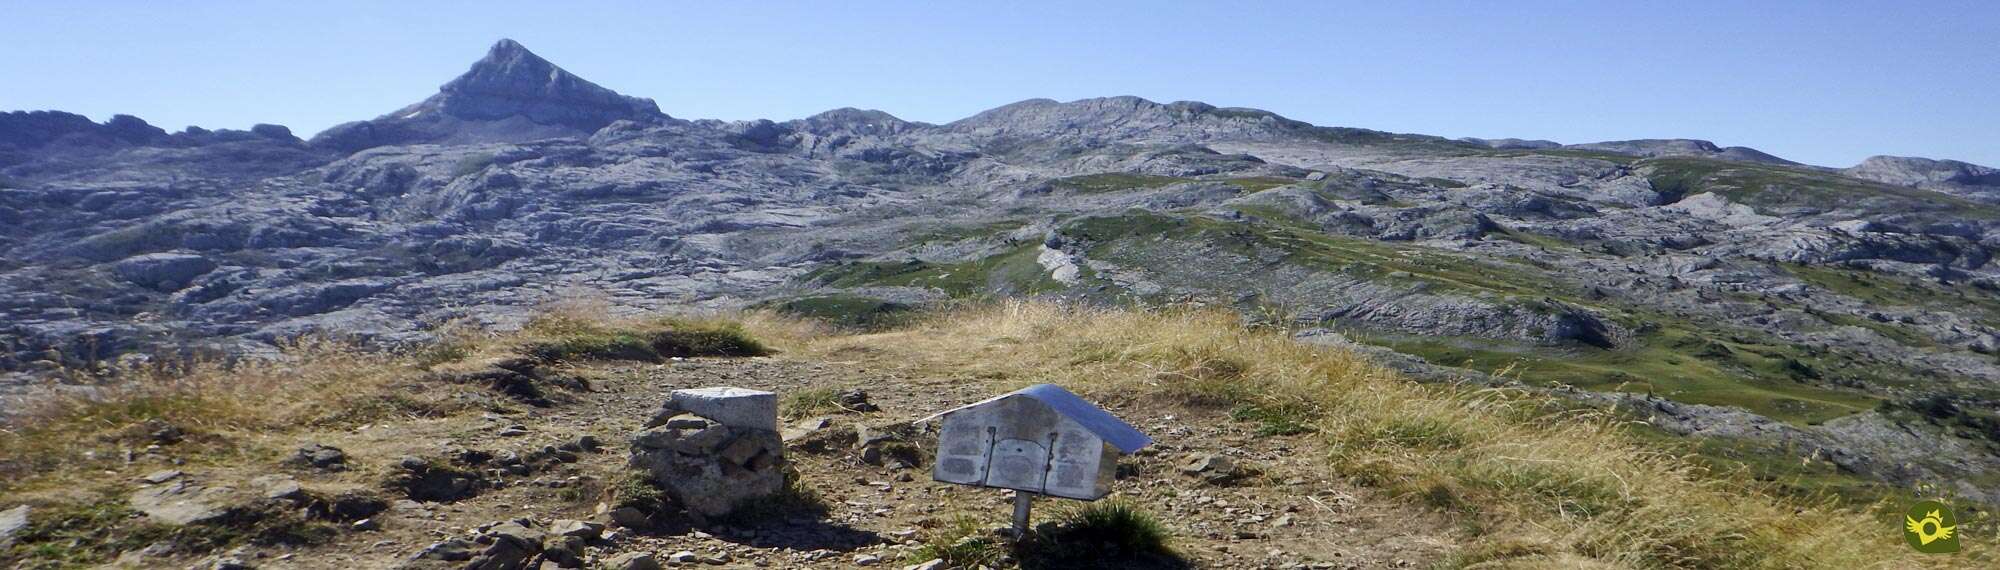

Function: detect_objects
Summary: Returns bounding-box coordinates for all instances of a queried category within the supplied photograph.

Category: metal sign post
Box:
[1012,492,1034,538]
[916,384,1152,540]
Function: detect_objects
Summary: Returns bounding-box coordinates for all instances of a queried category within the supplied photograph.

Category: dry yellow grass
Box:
[815,300,1970,569]
[0,338,455,496]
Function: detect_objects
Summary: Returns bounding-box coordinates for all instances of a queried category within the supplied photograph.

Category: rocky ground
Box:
[83,351,1453,569]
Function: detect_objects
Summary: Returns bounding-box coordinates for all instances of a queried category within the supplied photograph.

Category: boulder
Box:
[252,475,305,501]
[465,520,545,570]
[1179,453,1250,485]
[414,539,476,562]
[548,519,602,540]
[288,443,348,471]
[604,552,662,570]
[112,252,217,291]
[129,480,240,525]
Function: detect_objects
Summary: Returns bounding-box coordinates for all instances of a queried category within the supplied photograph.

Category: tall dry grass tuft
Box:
[856,300,1956,569]
[0,338,450,494]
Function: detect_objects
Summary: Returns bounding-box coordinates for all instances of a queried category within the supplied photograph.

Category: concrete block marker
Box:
[665,387,777,431]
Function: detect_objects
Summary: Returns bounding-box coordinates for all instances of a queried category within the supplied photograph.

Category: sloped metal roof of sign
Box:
[917,383,1152,453]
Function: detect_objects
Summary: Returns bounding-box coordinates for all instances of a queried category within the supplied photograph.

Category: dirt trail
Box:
[192,350,1456,569]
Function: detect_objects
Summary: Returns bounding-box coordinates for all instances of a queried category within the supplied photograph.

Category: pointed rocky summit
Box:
[309,39,666,153]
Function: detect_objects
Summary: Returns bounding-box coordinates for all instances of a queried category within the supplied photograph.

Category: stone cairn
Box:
[628,387,787,518]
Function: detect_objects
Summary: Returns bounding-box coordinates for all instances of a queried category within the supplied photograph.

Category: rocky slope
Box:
[4,39,1999,503]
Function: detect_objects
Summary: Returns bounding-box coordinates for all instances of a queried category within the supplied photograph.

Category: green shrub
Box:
[1022,500,1179,568]
[523,332,656,362]
[645,323,767,358]
[521,319,767,363]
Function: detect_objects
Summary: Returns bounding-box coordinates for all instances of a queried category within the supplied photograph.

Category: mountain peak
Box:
[488,38,530,57]
[447,39,552,86]
[430,39,661,126]
[309,39,665,152]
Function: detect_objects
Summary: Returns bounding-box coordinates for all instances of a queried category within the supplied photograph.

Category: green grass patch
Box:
[911,219,1029,243]
[521,316,768,363]
[1050,173,1186,194]
[1640,157,2000,220]
[761,295,913,330]
[1492,225,1574,251]
[1783,263,2000,327]
[804,244,1064,297]
[1811,311,1937,349]
[1063,211,1571,300]
[1360,328,1879,425]
[1221,176,1297,193]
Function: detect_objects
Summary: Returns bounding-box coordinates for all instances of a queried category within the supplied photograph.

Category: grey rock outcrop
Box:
[1567,138,1796,165]
[1458,137,1560,150]
[1844,155,2000,201]
[112,252,216,291]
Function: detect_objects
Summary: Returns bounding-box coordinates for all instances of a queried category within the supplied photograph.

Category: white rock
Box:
[0,505,29,548]
[667,387,777,431]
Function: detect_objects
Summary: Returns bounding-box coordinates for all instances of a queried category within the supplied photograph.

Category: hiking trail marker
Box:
[917,384,1151,535]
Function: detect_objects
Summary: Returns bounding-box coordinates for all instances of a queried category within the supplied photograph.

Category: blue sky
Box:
[2,1,1994,167]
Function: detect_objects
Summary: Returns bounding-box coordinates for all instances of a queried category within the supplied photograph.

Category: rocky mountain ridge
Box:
[5,39,1999,502]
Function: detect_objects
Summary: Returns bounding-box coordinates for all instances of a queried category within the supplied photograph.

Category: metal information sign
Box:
[919,384,1152,534]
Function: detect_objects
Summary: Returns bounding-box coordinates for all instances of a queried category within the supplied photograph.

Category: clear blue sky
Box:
[2,1,1994,167]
